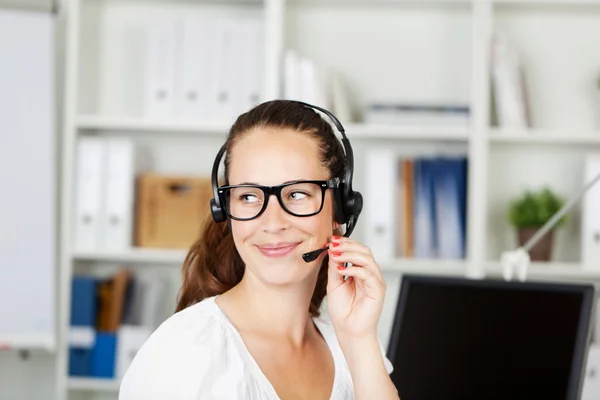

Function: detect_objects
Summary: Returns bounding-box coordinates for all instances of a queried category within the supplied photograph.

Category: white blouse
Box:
[118,295,394,400]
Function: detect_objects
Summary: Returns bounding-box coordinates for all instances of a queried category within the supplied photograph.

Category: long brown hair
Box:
[175,100,346,316]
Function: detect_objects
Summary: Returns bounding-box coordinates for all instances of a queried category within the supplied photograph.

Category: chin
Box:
[246,251,318,287]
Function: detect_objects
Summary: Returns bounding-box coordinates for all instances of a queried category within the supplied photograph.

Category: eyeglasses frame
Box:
[217,177,340,221]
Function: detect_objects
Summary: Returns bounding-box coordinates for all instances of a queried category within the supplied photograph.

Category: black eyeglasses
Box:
[217,178,340,221]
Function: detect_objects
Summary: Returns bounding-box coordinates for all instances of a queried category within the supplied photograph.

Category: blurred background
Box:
[2,0,600,399]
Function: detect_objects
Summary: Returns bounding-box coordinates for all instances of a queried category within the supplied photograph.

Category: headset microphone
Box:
[302,246,329,263]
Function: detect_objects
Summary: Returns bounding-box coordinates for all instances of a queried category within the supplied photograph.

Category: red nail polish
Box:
[337,265,345,270]
[330,242,340,247]
[331,235,341,240]
[332,251,342,257]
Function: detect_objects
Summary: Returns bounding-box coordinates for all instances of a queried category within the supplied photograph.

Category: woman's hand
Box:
[325,235,386,339]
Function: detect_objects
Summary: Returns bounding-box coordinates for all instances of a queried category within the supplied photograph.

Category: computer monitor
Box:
[387,274,596,400]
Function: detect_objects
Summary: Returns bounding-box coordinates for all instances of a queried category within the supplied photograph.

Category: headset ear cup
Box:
[210,197,226,223]
[333,186,347,224]
[351,191,363,217]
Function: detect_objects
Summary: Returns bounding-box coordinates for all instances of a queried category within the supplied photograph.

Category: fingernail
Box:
[330,242,340,247]
[337,265,345,270]
[331,235,341,241]
[332,251,342,257]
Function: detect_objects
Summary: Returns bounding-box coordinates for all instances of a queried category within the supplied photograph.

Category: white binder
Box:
[364,150,397,262]
[238,19,263,114]
[102,138,134,251]
[210,18,239,121]
[178,16,213,120]
[74,137,106,251]
[144,18,178,118]
[582,155,600,270]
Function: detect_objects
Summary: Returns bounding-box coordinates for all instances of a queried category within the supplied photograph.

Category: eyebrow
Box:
[236,179,307,186]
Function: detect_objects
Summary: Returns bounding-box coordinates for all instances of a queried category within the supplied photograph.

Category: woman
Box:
[119,100,399,399]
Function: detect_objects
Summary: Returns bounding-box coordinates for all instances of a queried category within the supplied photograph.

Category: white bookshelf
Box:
[50,0,600,399]
[489,129,600,144]
[67,377,121,392]
[76,115,232,135]
[72,248,188,264]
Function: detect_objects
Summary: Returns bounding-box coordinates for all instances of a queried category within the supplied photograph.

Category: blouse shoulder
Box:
[118,296,247,400]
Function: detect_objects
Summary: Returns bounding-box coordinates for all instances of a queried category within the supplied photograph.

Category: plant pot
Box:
[517,227,554,262]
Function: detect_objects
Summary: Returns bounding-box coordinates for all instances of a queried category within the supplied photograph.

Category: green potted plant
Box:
[508,187,567,261]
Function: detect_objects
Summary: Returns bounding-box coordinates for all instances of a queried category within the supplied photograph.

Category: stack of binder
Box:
[74,137,135,252]
[144,15,264,121]
[364,150,468,261]
[68,269,167,379]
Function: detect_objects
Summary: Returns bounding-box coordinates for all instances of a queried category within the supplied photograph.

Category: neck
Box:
[225,269,320,347]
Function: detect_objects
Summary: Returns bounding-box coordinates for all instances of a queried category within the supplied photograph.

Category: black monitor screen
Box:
[387,275,595,400]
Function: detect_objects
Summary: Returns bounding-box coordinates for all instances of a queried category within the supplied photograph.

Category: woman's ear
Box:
[332,220,341,234]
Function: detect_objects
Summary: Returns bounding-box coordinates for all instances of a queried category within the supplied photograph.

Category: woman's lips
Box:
[256,243,301,258]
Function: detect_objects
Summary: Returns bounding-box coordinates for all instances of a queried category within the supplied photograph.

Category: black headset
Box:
[209,100,363,237]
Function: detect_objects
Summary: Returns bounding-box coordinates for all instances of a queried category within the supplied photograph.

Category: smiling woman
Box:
[118,100,399,400]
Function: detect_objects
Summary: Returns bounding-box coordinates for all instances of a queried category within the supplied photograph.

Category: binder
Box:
[115,325,152,379]
[102,138,134,250]
[210,18,238,121]
[178,16,213,119]
[68,276,97,376]
[144,18,178,118]
[433,158,464,259]
[581,155,600,270]
[364,149,397,261]
[73,137,106,251]
[413,158,436,259]
[238,18,263,113]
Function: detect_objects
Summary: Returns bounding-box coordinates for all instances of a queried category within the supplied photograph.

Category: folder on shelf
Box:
[115,325,152,380]
[210,18,240,121]
[73,137,106,252]
[238,18,264,113]
[102,138,135,251]
[96,269,132,333]
[364,149,397,261]
[122,274,168,328]
[92,332,117,378]
[68,276,97,377]
[582,155,600,270]
[400,159,414,258]
[179,16,213,120]
[144,18,178,118]
[413,158,436,259]
[432,158,467,259]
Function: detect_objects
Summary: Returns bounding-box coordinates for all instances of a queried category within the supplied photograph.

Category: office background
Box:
[1,0,600,399]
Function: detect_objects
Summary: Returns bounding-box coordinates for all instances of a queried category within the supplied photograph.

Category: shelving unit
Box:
[51,0,600,399]
[67,378,121,393]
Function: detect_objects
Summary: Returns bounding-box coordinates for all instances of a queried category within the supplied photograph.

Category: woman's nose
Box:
[261,194,290,232]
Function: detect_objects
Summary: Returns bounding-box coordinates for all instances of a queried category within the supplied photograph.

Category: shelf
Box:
[77,115,232,135]
[67,377,121,392]
[0,334,55,352]
[347,123,469,141]
[380,258,467,275]
[290,0,471,5]
[493,0,600,5]
[80,118,462,145]
[73,248,188,264]
[489,128,600,145]
[486,261,600,281]
[76,116,470,141]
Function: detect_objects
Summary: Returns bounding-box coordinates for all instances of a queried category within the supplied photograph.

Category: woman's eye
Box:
[289,191,308,200]
[240,194,260,203]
